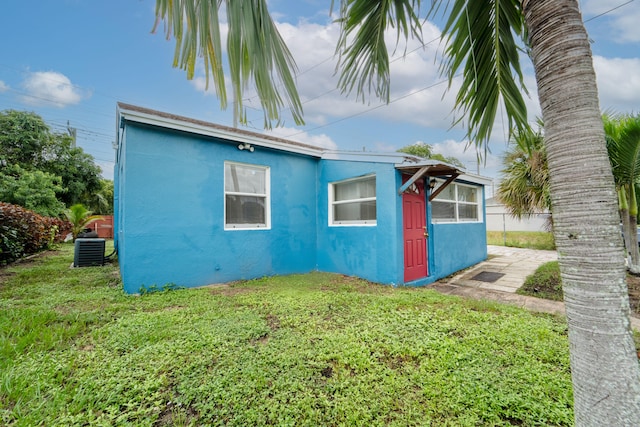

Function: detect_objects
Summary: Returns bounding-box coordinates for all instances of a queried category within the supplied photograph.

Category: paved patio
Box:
[430,245,640,330]
[448,245,558,293]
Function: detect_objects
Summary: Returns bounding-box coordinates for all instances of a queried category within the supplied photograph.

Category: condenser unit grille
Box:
[74,238,105,267]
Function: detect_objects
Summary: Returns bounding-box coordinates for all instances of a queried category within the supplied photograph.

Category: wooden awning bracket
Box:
[397,166,430,195]
[429,173,459,201]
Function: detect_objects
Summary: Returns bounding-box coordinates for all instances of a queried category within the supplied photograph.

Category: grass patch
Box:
[0,244,574,426]
[518,261,640,318]
[487,231,556,250]
[518,261,563,301]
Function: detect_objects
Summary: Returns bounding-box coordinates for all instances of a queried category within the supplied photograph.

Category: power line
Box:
[285,77,451,138]
[243,35,442,107]
[584,0,635,23]
[256,1,636,140]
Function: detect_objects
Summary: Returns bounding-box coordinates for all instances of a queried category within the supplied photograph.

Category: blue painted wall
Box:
[116,119,488,293]
[425,184,488,283]
[117,123,318,293]
[315,160,403,285]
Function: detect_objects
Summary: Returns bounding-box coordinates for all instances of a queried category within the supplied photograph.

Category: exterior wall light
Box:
[237,143,255,152]
[429,178,437,190]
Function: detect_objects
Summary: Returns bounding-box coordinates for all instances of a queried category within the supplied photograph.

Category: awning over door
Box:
[396,161,462,201]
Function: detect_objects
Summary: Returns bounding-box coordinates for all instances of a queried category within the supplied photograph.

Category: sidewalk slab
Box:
[432,245,640,330]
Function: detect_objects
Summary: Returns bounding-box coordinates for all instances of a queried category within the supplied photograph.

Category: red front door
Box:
[403,180,428,282]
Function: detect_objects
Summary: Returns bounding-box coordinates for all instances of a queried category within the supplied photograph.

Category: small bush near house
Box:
[0,202,71,265]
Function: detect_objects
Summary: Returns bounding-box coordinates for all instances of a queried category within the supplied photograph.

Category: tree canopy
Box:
[497,124,550,219]
[397,142,465,168]
[0,109,104,216]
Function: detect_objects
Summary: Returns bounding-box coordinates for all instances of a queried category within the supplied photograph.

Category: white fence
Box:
[486,211,551,232]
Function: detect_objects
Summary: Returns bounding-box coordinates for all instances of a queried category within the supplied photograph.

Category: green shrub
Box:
[0,202,71,265]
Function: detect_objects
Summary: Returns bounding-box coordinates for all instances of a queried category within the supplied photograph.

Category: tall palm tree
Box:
[497,125,551,222]
[606,114,640,273]
[153,0,640,423]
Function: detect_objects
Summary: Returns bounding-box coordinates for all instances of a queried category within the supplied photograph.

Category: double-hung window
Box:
[329,175,376,226]
[224,162,270,229]
[431,181,481,223]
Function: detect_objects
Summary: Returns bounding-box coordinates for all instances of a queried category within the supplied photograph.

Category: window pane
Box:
[457,186,477,203]
[432,200,455,221]
[458,203,478,221]
[225,164,266,194]
[335,178,375,201]
[226,195,266,225]
[434,183,455,201]
[334,201,376,222]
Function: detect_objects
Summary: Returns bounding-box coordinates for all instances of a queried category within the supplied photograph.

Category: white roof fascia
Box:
[118,105,324,158]
[322,150,417,163]
[456,173,494,186]
[394,159,463,170]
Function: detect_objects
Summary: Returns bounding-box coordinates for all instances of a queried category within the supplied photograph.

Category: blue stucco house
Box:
[114,103,491,294]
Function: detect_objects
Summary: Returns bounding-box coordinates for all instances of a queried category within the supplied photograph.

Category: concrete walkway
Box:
[449,245,557,293]
[430,245,640,330]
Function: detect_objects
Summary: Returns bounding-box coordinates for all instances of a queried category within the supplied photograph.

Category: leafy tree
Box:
[497,125,550,219]
[41,134,102,207]
[64,204,103,241]
[85,179,114,215]
[397,142,465,168]
[0,110,102,210]
[605,113,640,273]
[0,164,65,217]
[0,110,50,168]
[154,0,640,423]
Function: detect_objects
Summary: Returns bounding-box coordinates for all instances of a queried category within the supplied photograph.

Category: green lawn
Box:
[518,261,563,302]
[1,244,573,426]
[487,231,556,251]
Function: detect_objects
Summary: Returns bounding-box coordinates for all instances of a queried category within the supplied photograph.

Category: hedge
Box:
[0,202,72,265]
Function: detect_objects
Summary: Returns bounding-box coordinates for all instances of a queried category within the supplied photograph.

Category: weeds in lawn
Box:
[0,244,574,426]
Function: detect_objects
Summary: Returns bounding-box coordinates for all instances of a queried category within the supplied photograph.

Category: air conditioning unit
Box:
[74,238,105,267]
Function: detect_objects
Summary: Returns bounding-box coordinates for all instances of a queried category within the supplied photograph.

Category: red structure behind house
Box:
[90,216,114,239]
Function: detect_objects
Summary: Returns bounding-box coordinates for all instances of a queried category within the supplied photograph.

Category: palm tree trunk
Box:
[629,211,640,273]
[629,184,640,272]
[621,206,635,268]
[522,0,640,424]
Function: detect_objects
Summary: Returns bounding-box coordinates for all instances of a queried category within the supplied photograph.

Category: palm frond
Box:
[432,0,528,154]
[497,126,550,218]
[153,0,303,127]
[606,114,640,187]
[333,0,423,103]
[606,113,640,216]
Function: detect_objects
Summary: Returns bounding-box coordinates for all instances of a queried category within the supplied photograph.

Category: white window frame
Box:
[328,175,377,226]
[431,181,483,223]
[224,161,271,230]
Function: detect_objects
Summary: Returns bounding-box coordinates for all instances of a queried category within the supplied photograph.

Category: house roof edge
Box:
[116,103,324,158]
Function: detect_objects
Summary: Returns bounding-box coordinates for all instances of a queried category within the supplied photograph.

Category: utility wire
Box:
[285,77,452,138]
[584,0,635,23]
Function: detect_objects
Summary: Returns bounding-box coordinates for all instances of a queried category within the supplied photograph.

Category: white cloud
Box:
[20,71,88,108]
[188,19,465,131]
[0,80,8,93]
[581,0,640,43]
[431,138,502,174]
[593,55,640,113]
[263,126,338,150]
[276,20,461,130]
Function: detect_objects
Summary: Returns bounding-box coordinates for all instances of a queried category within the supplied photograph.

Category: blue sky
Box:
[1,0,639,194]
